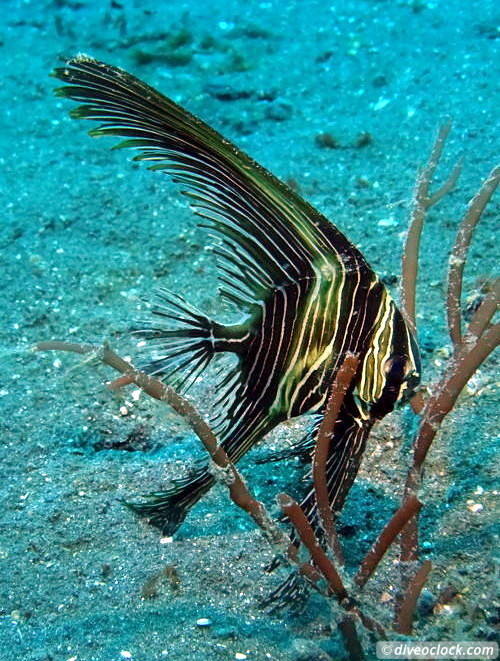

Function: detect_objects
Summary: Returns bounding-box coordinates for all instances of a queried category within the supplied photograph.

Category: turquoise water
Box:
[1,1,498,660]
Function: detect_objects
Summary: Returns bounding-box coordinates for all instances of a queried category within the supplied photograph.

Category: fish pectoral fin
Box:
[297,402,372,540]
[132,288,251,392]
[212,318,253,354]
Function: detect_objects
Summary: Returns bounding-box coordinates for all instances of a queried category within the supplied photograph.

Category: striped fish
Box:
[52,56,421,543]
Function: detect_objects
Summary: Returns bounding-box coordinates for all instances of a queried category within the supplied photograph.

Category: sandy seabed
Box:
[0,1,498,659]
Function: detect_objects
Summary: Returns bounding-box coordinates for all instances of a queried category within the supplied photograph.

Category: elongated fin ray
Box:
[132,288,220,392]
[52,56,374,304]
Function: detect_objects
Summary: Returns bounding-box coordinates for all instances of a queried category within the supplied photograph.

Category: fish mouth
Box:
[398,370,421,406]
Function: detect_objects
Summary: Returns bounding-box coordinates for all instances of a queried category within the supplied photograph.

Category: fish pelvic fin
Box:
[133,288,250,392]
[297,399,373,543]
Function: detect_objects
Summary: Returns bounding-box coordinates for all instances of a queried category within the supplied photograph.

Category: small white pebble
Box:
[160,536,173,544]
[372,97,391,111]
[131,389,141,402]
[235,655,247,660]
[53,359,62,369]
[119,406,129,416]
[378,217,397,228]
[440,604,454,615]
[120,652,133,660]
[467,503,483,513]
[474,486,484,495]
[196,617,212,627]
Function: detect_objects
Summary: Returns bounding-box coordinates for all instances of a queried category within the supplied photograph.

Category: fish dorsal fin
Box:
[53,56,373,309]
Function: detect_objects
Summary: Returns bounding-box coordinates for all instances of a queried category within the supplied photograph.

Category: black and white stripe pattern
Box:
[53,57,421,546]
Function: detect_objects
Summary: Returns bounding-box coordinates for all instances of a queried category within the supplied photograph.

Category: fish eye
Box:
[383,354,406,380]
[405,370,421,392]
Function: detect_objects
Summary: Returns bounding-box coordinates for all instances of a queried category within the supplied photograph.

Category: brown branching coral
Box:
[35,124,498,658]
[396,130,499,634]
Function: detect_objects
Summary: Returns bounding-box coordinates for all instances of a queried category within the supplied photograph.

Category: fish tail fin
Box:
[125,464,213,535]
[133,288,219,392]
